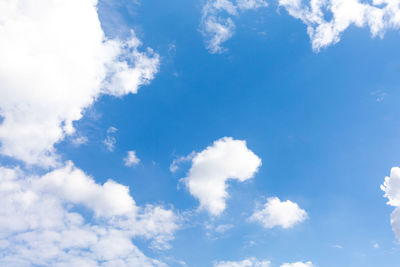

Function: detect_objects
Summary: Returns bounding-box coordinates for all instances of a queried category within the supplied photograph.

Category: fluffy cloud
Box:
[124,151,140,167]
[381,167,400,239]
[181,137,262,215]
[279,0,400,51]
[214,257,271,267]
[280,262,314,267]
[35,162,136,217]
[0,0,159,166]
[201,0,267,53]
[0,163,180,266]
[249,197,307,229]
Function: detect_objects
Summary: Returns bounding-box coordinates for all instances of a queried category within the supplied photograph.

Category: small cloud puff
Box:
[249,197,307,229]
[181,137,262,216]
[124,150,141,167]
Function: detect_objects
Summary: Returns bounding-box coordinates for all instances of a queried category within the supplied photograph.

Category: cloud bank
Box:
[0,162,180,266]
[0,0,159,167]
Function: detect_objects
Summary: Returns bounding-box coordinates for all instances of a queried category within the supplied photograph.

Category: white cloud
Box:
[35,161,136,217]
[279,0,400,51]
[280,262,314,267]
[215,224,234,233]
[0,0,159,167]
[214,259,315,267]
[214,257,271,267]
[381,167,400,239]
[237,0,269,10]
[181,137,261,216]
[170,152,195,173]
[71,136,88,146]
[201,0,267,53]
[249,197,307,229]
[104,136,117,152]
[124,151,140,167]
[0,163,180,266]
[107,126,118,134]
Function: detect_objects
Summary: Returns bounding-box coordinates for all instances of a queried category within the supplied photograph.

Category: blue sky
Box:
[2,0,400,266]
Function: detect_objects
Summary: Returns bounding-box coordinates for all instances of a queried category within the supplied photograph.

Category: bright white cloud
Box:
[214,257,271,267]
[201,0,267,53]
[381,167,400,239]
[249,197,307,229]
[35,161,136,217]
[0,0,159,167]
[279,0,400,51]
[181,137,261,216]
[124,151,140,167]
[280,262,314,267]
[0,163,179,266]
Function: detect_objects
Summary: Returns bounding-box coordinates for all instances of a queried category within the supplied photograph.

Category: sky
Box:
[1,0,400,266]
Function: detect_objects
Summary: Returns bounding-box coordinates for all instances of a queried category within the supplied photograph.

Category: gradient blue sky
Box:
[2,0,400,266]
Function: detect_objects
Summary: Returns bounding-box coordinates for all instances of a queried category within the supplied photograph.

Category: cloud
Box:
[280,262,314,267]
[181,137,261,216]
[214,257,271,267]
[0,162,180,266]
[201,0,267,53]
[279,0,400,51]
[103,136,117,152]
[170,152,195,173]
[35,161,136,217]
[249,197,307,229]
[214,258,315,267]
[381,167,400,239]
[215,224,234,233]
[0,0,159,167]
[71,136,88,146]
[107,126,118,134]
[124,151,141,167]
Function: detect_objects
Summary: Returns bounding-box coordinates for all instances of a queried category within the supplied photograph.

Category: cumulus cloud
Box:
[249,197,307,229]
[0,0,159,167]
[279,0,400,51]
[124,151,140,167]
[201,0,267,53]
[214,257,271,267]
[181,137,261,216]
[280,262,314,267]
[381,167,400,239]
[0,163,180,266]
